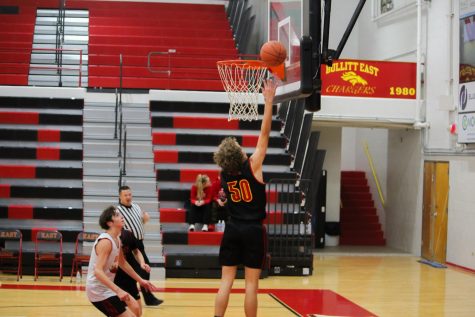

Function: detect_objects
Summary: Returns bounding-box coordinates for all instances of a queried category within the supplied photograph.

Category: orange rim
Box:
[217,60,267,68]
[217,59,286,80]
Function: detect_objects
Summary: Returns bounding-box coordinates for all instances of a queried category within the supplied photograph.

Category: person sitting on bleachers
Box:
[188,174,212,232]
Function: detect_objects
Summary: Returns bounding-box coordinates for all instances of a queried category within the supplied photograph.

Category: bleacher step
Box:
[83,196,158,213]
[83,140,153,158]
[83,158,154,177]
[84,123,151,140]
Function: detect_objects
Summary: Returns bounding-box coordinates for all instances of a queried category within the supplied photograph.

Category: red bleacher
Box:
[0,0,237,90]
[85,1,237,90]
[0,1,37,86]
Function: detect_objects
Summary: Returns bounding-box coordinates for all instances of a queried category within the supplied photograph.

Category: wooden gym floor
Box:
[1,251,475,317]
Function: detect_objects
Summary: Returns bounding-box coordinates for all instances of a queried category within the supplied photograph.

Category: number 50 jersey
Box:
[221,159,266,221]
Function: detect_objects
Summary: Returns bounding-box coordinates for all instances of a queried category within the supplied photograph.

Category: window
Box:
[381,0,394,14]
[372,0,417,22]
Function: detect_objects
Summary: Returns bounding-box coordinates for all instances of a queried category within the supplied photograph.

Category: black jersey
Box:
[114,229,141,300]
[221,159,266,221]
[116,229,141,276]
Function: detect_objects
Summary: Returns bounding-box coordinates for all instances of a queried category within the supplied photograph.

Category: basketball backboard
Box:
[268,0,367,109]
[268,0,311,102]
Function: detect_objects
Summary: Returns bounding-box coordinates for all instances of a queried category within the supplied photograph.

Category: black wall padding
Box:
[287,101,306,156]
[292,113,313,175]
[300,131,320,182]
[283,100,297,139]
[278,100,290,121]
[314,164,327,248]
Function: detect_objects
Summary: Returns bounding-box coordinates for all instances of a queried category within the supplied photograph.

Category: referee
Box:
[117,185,162,306]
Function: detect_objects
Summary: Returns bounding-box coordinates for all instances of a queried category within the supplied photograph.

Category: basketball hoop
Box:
[217,60,268,121]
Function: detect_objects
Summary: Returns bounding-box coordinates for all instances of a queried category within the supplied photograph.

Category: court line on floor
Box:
[0,284,374,316]
[268,293,301,317]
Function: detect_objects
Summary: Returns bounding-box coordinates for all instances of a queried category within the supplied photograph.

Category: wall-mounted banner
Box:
[459,81,475,113]
[458,112,475,143]
[321,59,416,99]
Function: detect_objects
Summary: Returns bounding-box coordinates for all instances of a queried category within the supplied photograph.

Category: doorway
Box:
[422,161,449,263]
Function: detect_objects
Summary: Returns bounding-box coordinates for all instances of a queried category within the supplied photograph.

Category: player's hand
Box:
[117,289,130,302]
[139,279,159,292]
[262,79,277,105]
[141,263,151,273]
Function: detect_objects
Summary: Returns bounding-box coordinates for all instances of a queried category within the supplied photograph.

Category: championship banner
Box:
[321,59,416,99]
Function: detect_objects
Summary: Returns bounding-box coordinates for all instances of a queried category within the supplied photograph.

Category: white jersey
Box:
[117,203,145,240]
[86,232,121,302]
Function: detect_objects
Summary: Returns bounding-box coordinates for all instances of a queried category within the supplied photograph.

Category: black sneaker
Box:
[144,297,163,306]
[142,290,164,306]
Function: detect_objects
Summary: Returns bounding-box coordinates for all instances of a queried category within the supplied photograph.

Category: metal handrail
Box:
[147,49,176,90]
[114,88,118,139]
[117,122,127,186]
[56,0,66,86]
[146,50,252,90]
[122,127,127,176]
[363,141,386,207]
[115,54,124,139]
[119,54,123,106]
[116,53,126,186]
[118,111,123,158]
[28,47,83,87]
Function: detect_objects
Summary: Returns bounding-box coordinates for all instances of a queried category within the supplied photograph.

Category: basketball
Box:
[260,41,287,66]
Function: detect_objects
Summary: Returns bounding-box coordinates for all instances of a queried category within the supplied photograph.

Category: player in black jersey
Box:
[113,229,162,316]
[213,79,277,317]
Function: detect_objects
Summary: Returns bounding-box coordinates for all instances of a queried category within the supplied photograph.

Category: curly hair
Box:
[214,137,246,174]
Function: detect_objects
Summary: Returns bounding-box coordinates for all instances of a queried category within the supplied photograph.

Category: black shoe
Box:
[144,296,163,306]
[142,290,163,306]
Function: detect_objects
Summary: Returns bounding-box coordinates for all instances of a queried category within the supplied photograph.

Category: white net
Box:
[217,60,268,121]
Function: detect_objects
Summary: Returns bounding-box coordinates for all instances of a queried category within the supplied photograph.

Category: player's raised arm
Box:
[250,79,277,180]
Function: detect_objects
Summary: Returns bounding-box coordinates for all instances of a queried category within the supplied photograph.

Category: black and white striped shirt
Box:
[117,203,144,240]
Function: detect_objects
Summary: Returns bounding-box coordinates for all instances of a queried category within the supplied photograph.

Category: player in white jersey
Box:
[86,206,158,317]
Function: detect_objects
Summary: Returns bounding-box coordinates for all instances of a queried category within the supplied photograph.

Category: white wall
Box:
[358,1,418,61]
[387,129,422,253]
[341,127,357,170]
[447,157,475,269]
[329,0,360,59]
[313,125,342,222]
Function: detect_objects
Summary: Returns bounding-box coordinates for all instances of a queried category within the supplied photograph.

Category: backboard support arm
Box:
[321,0,367,66]
[304,0,366,111]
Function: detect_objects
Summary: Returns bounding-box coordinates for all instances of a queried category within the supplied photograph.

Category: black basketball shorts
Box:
[219,219,267,269]
[115,270,140,300]
[91,295,127,317]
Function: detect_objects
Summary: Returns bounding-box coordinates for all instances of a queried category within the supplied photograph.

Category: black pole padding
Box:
[305,92,321,112]
[300,36,314,95]
[321,0,332,64]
